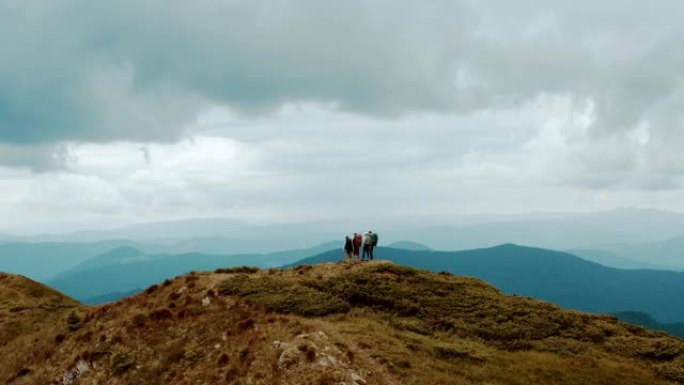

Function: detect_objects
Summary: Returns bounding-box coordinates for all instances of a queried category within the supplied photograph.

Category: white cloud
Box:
[2,1,684,230]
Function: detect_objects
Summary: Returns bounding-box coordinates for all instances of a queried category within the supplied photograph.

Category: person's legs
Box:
[369,246,374,260]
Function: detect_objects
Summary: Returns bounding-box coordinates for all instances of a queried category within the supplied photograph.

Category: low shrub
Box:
[131,314,146,328]
[66,311,83,331]
[184,343,203,363]
[111,348,136,374]
[215,266,260,274]
[236,318,256,333]
[217,353,230,366]
[149,308,174,322]
[433,342,488,362]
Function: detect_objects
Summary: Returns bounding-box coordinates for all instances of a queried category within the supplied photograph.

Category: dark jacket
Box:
[344,237,353,252]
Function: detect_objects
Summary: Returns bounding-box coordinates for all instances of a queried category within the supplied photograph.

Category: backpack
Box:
[371,233,378,246]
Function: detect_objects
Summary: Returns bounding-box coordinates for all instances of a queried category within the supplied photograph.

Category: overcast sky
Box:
[2,0,684,233]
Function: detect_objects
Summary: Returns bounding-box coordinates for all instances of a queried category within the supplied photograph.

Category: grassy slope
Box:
[0,273,81,350]
[2,262,684,385]
[289,244,684,323]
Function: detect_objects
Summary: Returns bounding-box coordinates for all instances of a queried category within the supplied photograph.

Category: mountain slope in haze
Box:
[0,241,145,280]
[386,241,431,251]
[23,218,253,243]
[63,246,146,273]
[46,242,341,303]
[613,311,684,339]
[589,235,684,271]
[16,208,684,251]
[379,208,684,251]
[21,218,346,248]
[567,248,668,270]
[290,244,684,324]
[47,252,262,302]
[4,262,684,385]
[0,237,340,282]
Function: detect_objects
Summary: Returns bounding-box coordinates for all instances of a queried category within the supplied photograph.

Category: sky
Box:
[2,0,684,233]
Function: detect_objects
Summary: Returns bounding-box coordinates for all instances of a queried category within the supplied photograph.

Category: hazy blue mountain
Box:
[0,240,145,280]
[401,209,684,251]
[590,236,684,271]
[46,242,341,301]
[612,311,684,339]
[64,246,146,273]
[387,241,431,251]
[0,236,341,281]
[20,218,345,248]
[156,238,342,258]
[81,289,143,305]
[24,218,253,243]
[567,249,666,270]
[260,241,339,265]
[47,252,263,300]
[288,244,684,323]
[14,208,684,253]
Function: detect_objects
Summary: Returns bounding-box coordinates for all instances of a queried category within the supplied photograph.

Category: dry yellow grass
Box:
[0,273,81,349]
[1,262,684,385]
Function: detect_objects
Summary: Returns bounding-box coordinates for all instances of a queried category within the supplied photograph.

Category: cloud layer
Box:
[1,0,684,229]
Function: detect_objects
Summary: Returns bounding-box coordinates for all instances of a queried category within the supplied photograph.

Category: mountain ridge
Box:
[289,244,684,323]
[3,262,684,384]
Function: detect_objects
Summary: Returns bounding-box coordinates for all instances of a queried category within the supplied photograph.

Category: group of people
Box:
[343,231,378,262]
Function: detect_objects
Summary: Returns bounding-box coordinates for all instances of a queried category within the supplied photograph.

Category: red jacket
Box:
[353,235,363,248]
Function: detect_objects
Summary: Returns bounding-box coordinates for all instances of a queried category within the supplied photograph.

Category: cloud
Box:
[1,1,680,142]
[2,0,684,229]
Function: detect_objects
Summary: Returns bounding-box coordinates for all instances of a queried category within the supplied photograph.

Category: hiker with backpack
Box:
[353,233,363,262]
[344,236,354,262]
[369,231,378,260]
[362,231,372,261]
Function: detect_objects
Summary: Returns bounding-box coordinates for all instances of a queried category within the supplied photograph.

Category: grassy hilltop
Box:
[2,261,684,385]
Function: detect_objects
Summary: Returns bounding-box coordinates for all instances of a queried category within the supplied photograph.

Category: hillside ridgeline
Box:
[2,262,684,385]
[290,244,684,324]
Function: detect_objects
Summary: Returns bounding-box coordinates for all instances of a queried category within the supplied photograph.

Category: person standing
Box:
[362,231,372,261]
[344,236,354,262]
[353,232,362,262]
[369,231,378,260]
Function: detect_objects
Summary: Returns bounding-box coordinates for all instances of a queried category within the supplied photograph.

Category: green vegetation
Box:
[111,348,136,374]
[66,311,83,331]
[218,274,350,316]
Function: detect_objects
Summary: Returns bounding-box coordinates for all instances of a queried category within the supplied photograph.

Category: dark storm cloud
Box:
[0,0,683,182]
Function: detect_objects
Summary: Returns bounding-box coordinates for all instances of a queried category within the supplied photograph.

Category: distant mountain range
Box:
[0,240,143,280]
[568,248,674,270]
[582,236,684,270]
[8,207,684,252]
[46,242,340,302]
[0,239,341,281]
[386,241,431,251]
[289,244,684,324]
